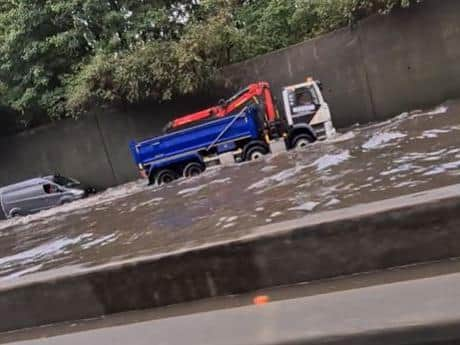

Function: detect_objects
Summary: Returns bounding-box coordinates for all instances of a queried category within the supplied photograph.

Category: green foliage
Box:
[0,0,422,125]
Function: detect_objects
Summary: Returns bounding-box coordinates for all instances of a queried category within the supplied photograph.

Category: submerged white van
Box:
[0,176,87,219]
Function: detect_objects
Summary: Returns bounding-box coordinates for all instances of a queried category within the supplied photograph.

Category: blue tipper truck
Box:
[130,103,320,185]
[130,106,269,185]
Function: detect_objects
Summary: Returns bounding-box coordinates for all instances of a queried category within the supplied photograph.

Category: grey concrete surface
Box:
[358,0,460,121]
[6,272,460,345]
[0,114,118,189]
[1,0,460,189]
[1,184,460,332]
[0,96,213,189]
[3,258,460,344]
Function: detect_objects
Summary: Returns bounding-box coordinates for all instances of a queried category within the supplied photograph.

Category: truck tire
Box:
[183,162,205,178]
[245,145,268,161]
[292,134,314,150]
[155,169,178,185]
[148,172,156,186]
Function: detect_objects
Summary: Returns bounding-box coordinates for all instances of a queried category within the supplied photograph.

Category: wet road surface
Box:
[0,101,459,281]
[2,258,460,344]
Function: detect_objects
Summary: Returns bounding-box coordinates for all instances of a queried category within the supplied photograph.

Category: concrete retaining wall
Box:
[1,184,460,332]
[0,95,211,189]
[1,0,460,188]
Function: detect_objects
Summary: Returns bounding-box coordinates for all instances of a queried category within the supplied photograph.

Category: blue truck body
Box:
[130,106,262,179]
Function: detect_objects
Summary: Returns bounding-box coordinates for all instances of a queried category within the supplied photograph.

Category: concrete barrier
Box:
[7,272,460,345]
[1,184,460,332]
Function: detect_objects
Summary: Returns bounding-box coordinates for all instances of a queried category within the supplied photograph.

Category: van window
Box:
[53,175,80,188]
[43,184,60,194]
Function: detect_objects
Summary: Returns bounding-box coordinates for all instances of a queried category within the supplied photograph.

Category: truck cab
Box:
[282,79,336,140]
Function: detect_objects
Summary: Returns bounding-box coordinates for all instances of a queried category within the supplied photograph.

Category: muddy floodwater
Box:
[0,101,459,282]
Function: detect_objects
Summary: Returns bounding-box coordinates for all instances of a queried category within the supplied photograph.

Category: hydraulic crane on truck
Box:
[164,78,336,141]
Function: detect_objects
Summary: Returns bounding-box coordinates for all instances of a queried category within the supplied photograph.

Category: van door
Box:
[3,185,42,216]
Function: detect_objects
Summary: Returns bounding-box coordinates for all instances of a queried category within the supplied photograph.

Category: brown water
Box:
[0,101,459,281]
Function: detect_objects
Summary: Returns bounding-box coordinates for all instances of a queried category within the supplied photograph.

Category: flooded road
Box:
[0,101,459,282]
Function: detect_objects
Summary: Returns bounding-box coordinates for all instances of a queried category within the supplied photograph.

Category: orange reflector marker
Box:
[253,295,270,305]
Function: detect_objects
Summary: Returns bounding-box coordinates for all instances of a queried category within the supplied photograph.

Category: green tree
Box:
[0,0,423,127]
[0,0,200,122]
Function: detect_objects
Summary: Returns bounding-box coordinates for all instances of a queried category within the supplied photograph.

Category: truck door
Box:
[283,86,319,126]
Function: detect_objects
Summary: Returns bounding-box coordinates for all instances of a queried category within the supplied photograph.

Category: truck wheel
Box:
[292,134,314,150]
[148,172,156,186]
[155,169,178,185]
[245,145,268,161]
[183,162,205,178]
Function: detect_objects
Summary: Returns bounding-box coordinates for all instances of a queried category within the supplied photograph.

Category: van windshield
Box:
[52,176,80,188]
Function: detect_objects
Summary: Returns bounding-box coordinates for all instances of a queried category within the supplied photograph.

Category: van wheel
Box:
[292,134,314,150]
[245,145,268,161]
[155,169,178,185]
[183,162,205,178]
[10,210,20,218]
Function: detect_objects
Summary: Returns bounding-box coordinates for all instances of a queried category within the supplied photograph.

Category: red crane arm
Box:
[167,82,276,131]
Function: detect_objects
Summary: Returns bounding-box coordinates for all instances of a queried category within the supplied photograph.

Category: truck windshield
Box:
[53,176,80,188]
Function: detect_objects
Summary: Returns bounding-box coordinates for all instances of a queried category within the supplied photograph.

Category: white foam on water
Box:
[226,216,238,223]
[247,166,304,191]
[418,128,451,139]
[447,148,460,155]
[289,201,319,212]
[380,164,415,177]
[313,150,351,171]
[0,234,92,270]
[137,197,164,208]
[325,131,355,144]
[270,211,283,218]
[442,160,460,170]
[325,198,340,207]
[422,160,460,176]
[81,233,120,250]
[362,132,406,150]
[209,178,232,185]
[394,180,423,188]
[261,165,277,172]
[177,185,206,196]
[1,264,44,281]
[412,105,449,118]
